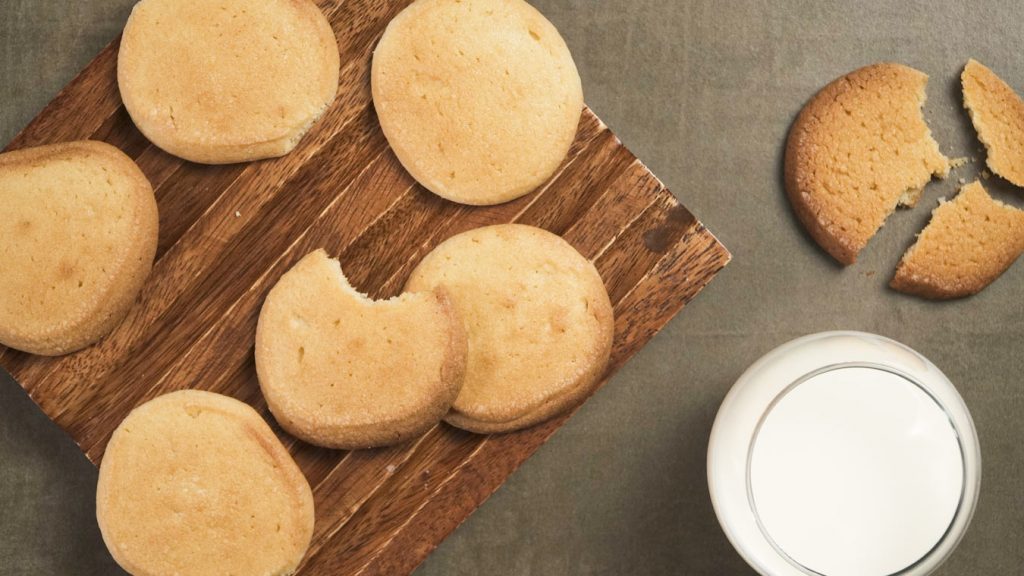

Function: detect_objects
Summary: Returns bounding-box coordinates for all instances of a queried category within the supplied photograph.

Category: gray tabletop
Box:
[2,1,1022,574]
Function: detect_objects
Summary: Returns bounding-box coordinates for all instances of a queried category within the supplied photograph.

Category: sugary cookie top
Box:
[406,224,613,429]
[372,0,583,205]
[255,250,466,448]
[0,141,157,354]
[97,390,314,576]
[785,63,950,264]
[118,0,339,162]
[892,181,1024,299]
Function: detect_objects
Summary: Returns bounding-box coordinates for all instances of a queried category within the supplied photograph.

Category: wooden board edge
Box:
[4,38,122,153]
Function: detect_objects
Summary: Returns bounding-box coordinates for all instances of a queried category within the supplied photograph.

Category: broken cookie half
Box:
[255,249,467,449]
[891,181,1024,299]
[785,62,950,265]
[962,59,1024,187]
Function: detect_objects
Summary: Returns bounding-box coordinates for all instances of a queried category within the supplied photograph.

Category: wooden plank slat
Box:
[1,3,730,573]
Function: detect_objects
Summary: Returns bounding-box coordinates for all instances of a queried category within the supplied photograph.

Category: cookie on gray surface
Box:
[962,59,1024,187]
[785,63,950,265]
[892,181,1024,299]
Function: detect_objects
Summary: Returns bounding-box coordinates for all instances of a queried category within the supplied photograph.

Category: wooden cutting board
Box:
[0,1,730,573]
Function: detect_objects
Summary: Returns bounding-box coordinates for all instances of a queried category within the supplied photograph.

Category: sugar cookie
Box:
[256,250,466,449]
[96,390,314,576]
[0,141,157,356]
[372,0,583,205]
[892,181,1024,299]
[785,63,950,264]
[405,224,614,433]
[962,59,1024,187]
[118,0,340,164]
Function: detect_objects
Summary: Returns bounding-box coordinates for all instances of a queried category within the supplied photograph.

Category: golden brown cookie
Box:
[118,0,339,164]
[891,181,1024,299]
[405,224,614,434]
[962,59,1024,187]
[785,63,950,265]
[255,250,466,449]
[96,390,314,576]
[371,0,583,205]
[0,141,158,356]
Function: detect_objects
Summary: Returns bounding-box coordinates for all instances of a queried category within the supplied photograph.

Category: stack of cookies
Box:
[2,1,615,574]
[786,60,1024,299]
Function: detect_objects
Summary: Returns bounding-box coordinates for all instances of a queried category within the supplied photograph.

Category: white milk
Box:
[707,332,980,576]
[750,367,963,576]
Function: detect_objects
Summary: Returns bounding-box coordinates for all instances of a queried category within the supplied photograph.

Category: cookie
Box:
[255,250,466,449]
[962,59,1024,187]
[405,224,614,434]
[891,181,1024,299]
[785,63,950,265]
[0,141,158,356]
[118,0,339,164]
[371,0,583,205]
[96,390,314,576]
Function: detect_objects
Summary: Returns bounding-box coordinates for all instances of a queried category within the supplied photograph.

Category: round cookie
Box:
[118,0,340,164]
[785,63,950,265]
[255,250,467,449]
[371,0,584,205]
[405,224,614,434]
[97,390,314,576]
[0,141,158,356]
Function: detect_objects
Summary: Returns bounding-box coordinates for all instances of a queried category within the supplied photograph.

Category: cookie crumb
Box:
[950,157,970,169]
[234,210,241,218]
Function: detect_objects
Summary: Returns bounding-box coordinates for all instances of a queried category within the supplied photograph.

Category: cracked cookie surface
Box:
[785,63,950,265]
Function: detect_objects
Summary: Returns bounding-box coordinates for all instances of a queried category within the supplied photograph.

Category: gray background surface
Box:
[1,1,1022,574]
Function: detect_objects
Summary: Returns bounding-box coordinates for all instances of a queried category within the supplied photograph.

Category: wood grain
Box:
[0,3,730,573]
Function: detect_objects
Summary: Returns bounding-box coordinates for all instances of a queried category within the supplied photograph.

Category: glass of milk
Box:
[707,331,981,576]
